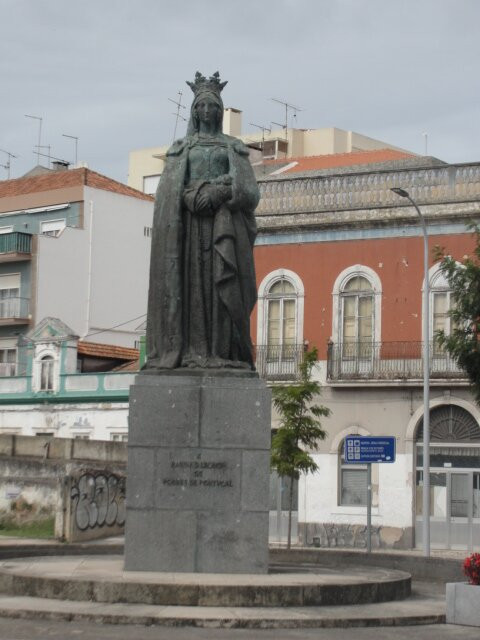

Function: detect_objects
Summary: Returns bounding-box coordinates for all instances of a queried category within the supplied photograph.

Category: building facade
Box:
[0,317,135,442]
[1,154,479,551]
[253,160,480,551]
[128,107,412,195]
[0,167,154,371]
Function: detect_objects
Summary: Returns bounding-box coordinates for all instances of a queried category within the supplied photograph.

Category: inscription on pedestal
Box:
[155,448,240,510]
[162,457,233,488]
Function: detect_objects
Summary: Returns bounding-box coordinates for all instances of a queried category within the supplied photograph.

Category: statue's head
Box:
[186,71,227,135]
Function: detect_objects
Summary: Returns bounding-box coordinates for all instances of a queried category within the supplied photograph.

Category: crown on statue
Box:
[186,71,227,96]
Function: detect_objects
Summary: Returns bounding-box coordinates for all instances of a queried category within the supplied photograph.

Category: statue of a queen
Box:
[144,72,260,371]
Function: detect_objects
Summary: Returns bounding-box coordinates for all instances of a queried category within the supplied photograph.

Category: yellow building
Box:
[128,107,411,194]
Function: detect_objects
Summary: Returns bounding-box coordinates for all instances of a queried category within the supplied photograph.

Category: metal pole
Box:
[391,188,430,557]
[367,463,372,553]
[25,115,43,165]
[62,134,79,166]
[409,196,431,558]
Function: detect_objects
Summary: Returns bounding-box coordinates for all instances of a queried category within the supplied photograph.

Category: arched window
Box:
[340,275,374,359]
[417,405,480,443]
[256,270,304,378]
[429,265,456,357]
[332,266,381,357]
[266,278,297,352]
[40,355,54,391]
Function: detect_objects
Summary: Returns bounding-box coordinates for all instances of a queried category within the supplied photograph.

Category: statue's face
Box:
[195,97,220,126]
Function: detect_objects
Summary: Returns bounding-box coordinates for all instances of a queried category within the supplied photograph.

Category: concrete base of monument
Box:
[124,372,272,574]
[0,554,411,607]
[0,555,449,628]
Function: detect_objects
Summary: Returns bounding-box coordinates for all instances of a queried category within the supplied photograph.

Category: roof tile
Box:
[77,341,140,361]
[0,168,154,202]
[265,149,414,174]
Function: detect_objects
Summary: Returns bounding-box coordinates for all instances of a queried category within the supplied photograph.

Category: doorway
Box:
[415,454,480,550]
[415,405,480,551]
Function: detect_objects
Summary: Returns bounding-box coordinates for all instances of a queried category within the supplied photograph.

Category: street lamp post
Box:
[391,187,430,557]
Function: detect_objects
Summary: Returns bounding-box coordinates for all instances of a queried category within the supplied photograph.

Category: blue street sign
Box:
[344,436,396,464]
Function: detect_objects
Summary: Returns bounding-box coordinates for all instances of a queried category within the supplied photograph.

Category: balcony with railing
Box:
[254,344,304,381]
[327,341,467,382]
[0,233,32,262]
[0,297,30,325]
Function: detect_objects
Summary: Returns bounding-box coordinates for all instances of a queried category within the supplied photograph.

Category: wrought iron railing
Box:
[254,344,305,381]
[0,297,29,320]
[0,232,32,255]
[327,341,466,381]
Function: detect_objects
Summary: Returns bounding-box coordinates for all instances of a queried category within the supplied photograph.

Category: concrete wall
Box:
[128,147,166,192]
[35,225,90,335]
[0,435,126,541]
[84,186,152,347]
[35,187,153,347]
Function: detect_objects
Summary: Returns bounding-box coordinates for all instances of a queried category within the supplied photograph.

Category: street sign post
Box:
[344,436,396,552]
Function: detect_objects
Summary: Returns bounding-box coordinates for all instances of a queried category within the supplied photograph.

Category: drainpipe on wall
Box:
[83,200,94,339]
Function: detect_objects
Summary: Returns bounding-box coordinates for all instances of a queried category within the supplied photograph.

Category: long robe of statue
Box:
[145,72,260,371]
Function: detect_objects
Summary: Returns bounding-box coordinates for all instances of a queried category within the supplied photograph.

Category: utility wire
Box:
[84,313,147,339]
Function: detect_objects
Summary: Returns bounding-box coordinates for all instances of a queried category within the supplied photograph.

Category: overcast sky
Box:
[1,0,479,183]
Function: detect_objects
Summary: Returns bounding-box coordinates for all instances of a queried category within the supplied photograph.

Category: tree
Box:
[270,347,330,549]
[436,225,480,404]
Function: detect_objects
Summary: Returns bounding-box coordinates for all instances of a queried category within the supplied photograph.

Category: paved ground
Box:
[0,618,477,640]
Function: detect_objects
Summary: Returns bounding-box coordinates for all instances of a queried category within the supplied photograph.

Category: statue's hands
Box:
[191,184,214,216]
[195,183,232,214]
[196,189,211,212]
[184,177,233,216]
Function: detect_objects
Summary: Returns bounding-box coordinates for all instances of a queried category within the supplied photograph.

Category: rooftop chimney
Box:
[223,108,242,137]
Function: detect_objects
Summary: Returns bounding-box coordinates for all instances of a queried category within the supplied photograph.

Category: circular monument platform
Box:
[0,555,410,607]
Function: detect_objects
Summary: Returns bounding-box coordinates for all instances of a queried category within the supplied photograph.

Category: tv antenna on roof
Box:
[249,122,271,148]
[0,149,18,179]
[25,114,43,165]
[34,145,52,168]
[34,150,70,167]
[62,134,79,165]
[271,98,303,145]
[168,91,187,142]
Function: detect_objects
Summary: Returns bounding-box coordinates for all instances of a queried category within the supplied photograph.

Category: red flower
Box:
[463,553,480,585]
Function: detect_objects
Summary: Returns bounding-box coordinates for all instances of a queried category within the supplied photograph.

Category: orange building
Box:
[252,153,480,551]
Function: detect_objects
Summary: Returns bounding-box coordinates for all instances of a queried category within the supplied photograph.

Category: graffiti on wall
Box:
[70,472,126,532]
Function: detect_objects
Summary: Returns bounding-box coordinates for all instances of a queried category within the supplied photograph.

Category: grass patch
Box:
[0,517,55,539]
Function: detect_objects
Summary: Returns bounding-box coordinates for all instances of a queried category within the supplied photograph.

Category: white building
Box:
[0,166,154,363]
[0,317,137,441]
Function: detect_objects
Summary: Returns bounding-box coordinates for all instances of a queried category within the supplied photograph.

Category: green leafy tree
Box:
[270,347,330,548]
[436,225,480,403]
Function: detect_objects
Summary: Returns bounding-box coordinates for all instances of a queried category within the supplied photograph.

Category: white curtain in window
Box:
[40,356,54,391]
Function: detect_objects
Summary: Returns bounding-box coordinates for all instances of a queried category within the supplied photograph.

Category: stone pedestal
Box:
[124,372,271,574]
[446,582,480,626]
